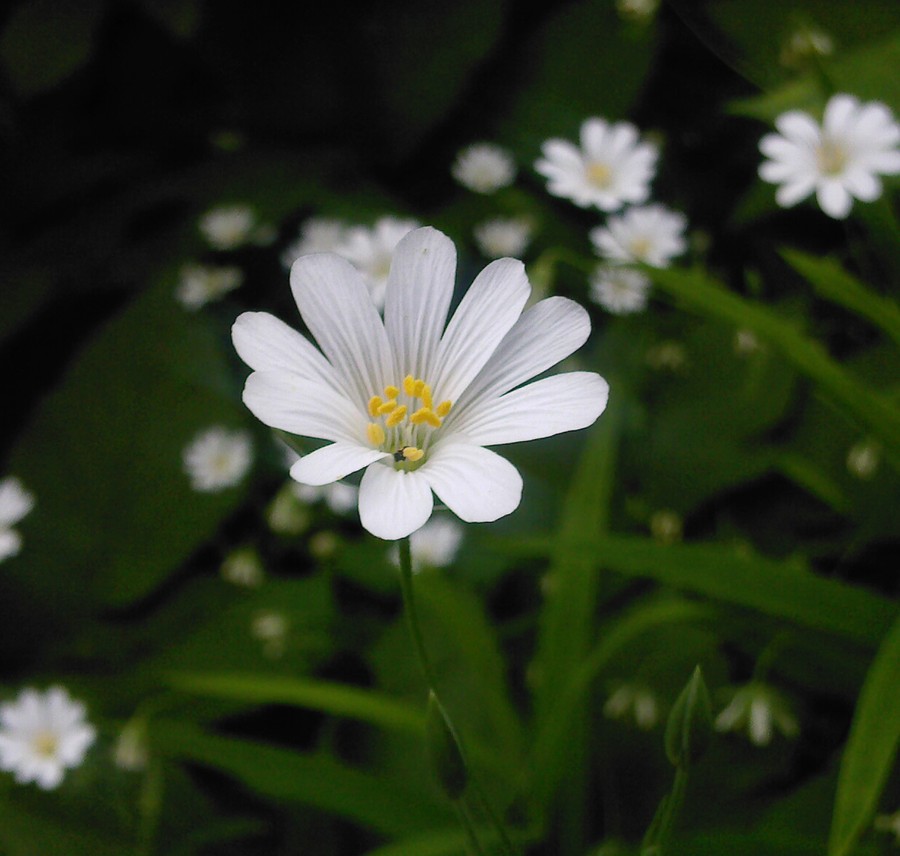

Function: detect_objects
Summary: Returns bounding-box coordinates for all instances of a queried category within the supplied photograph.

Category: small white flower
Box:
[452,143,517,194]
[389,516,464,571]
[874,810,900,844]
[113,720,148,772]
[733,328,763,357]
[589,265,652,315]
[175,263,243,310]
[645,340,687,372]
[220,547,265,588]
[280,443,359,514]
[182,427,253,493]
[334,216,420,310]
[251,610,289,658]
[473,218,533,259]
[780,27,834,69]
[604,684,660,730]
[616,0,659,22]
[0,687,96,789]
[0,477,35,562]
[846,438,880,480]
[266,483,312,535]
[233,226,608,541]
[650,509,682,544]
[535,118,658,211]
[759,93,900,219]
[715,683,799,746]
[589,204,687,267]
[199,204,258,250]
[281,218,347,270]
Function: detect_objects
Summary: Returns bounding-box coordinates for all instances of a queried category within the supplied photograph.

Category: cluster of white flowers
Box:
[175,263,244,310]
[182,426,253,492]
[452,143,516,194]
[603,683,660,729]
[0,477,35,562]
[0,687,95,789]
[715,683,799,746]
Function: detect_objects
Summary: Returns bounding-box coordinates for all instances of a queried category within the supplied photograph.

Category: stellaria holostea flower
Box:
[335,216,420,310]
[535,118,658,211]
[281,218,347,270]
[589,265,652,315]
[0,687,95,789]
[589,204,687,267]
[474,217,533,259]
[452,143,517,194]
[182,427,253,492]
[875,810,900,844]
[759,93,900,219]
[715,683,798,746]
[389,516,464,571]
[604,683,660,729]
[175,263,243,309]
[233,226,609,540]
[846,438,880,480]
[251,610,289,658]
[220,546,265,588]
[0,477,35,562]
[199,204,259,250]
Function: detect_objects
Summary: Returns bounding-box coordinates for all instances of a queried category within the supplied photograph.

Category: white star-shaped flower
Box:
[590,204,687,267]
[604,683,660,730]
[175,263,244,310]
[233,226,609,540]
[759,93,900,219]
[281,218,347,270]
[714,683,799,746]
[535,118,658,211]
[473,217,533,259]
[0,687,96,789]
[589,265,652,315]
[452,143,517,194]
[182,427,253,492]
[334,216,420,310]
[0,477,35,562]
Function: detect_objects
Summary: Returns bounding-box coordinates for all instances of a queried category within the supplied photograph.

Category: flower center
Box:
[817,139,847,176]
[366,375,453,470]
[586,161,613,189]
[32,730,58,758]
[629,236,652,258]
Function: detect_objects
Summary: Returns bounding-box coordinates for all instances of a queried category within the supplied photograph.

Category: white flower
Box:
[846,438,880,480]
[334,216,420,310]
[473,218,533,259]
[650,509,682,544]
[389,516,464,571]
[199,204,258,250]
[175,263,243,309]
[535,118,658,211]
[616,0,659,22]
[233,226,609,541]
[113,720,148,771]
[759,94,900,219]
[589,204,687,267]
[715,683,799,746]
[0,477,35,562]
[251,610,289,658]
[779,27,834,68]
[874,810,900,843]
[182,427,253,492]
[281,218,347,270]
[0,687,96,789]
[589,265,652,315]
[452,143,517,193]
[220,547,265,588]
[604,684,660,729]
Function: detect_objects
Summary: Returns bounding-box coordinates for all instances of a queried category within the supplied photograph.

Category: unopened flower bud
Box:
[665,665,712,767]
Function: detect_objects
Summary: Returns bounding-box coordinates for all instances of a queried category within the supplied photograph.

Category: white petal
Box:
[775,177,816,207]
[775,111,821,146]
[232,312,340,385]
[823,94,860,137]
[842,168,881,201]
[817,180,853,218]
[290,442,388,486]
[536,140,583,173]
[453,372,608,445]
[423,443,522,523]
[358,463,434,540]
[242,372,362,442]
[383,227,456,381]
[0,528,22,561]
[433,259,530,402]
[290,253,393,408]
[581,118,610,156]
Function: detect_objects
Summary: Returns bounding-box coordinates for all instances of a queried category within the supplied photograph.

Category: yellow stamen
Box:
[377,399,398,416]
[587,162,612,188]
[421,384,433,409]
[385,405,407,427]
[368,396,383,417]
[413,379,425,397]
[402,447,424,462]
[436,400,452,418]
[366,422,385,446]
[410,407,442,428]
[384,384,400,399]
[403,375,417,396]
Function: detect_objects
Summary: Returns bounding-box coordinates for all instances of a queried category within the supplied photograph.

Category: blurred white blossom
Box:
[846,438,880,480]
[0,477,34,562]
[220,547,265,588]
[175,263,243,309]
[650,509,683,544]
[474,217,533,259]
[604,683,660,729]
[589,203,687,267]
[452,143,516,193]
[780,27,834,69]
[281,218,347,269]
[182,427,253,493]
[389,516,464,571]
[874,810,900,844]
[589,265,651,314]
[199,204,258,250]
[251,610,289,659]
[715,683,799,746]
[113,719,148,772]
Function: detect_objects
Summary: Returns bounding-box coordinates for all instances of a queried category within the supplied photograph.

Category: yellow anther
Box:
[402,447,424,462]
[421,384,433,409]
[377,399,398,416]
[384,384,400,399]
[368,396,383,417]
[436,400,452,418]
[410,407,442,428]
[385,405,407,427]
[587,161,612,188]
[366,422,385,446]
[403,375,417,396]
[413,379,425,397]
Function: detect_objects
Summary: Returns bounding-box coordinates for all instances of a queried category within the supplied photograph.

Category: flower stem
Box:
[398,536,438,689]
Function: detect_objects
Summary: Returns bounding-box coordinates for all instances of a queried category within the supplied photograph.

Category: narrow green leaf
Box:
[829,613,900,856]
[361,828,475,856]
[166,671,424,734]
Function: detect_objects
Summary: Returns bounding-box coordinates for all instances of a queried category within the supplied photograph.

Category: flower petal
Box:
[383,227,456,382]
[823,93,859,137]
[432,258,530,402]
[290,253,393,408]
[817,179,853,218]
[453,372,609,445]
[358,462,434,540]
[775,111,821,146]
[423,443,522,523]
[243,371,362,442]
[290,442,388,486]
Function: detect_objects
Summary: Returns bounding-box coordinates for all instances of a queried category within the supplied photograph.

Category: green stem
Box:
[456,800,489,856]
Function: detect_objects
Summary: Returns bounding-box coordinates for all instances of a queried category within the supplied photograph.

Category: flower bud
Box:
[665,665,712,767]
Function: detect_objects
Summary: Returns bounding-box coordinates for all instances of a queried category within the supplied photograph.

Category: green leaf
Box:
[166,671,424,735]
[829,613,900,856]
[361,828,475,856]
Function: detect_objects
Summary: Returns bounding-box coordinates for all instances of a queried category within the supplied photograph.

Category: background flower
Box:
[182,427,253,492]
[452,143,517,193]
[589,203,687,267]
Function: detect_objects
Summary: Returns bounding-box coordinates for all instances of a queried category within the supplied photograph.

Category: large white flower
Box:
[535,118,658,211]
[0,476,35,562]
[452,143,517,194]
[0,687,96,789]
[759,93,900,219]
[233,227,609,540]
[182,427,253,492]
[589,204,687,267]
